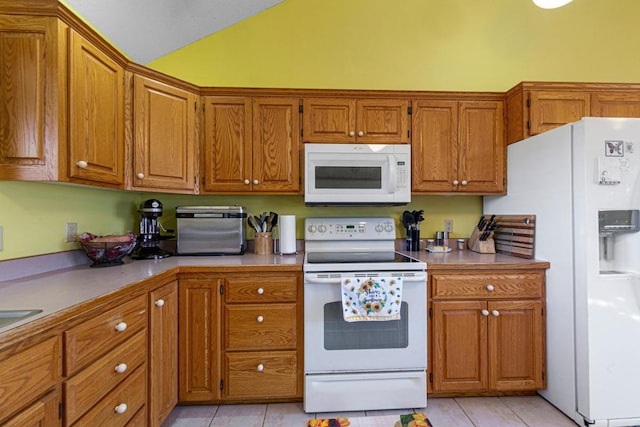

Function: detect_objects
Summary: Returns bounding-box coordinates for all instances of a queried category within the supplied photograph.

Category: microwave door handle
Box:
[387,155,397,193]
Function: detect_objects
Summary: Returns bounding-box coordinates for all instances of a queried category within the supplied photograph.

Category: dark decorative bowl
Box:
[79,232,137,267]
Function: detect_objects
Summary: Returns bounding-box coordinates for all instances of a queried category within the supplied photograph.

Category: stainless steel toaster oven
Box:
[176,206,246,255]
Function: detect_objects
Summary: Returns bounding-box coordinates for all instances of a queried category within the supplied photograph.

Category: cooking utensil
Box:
[266,212,278,232]
[248,213,262,233]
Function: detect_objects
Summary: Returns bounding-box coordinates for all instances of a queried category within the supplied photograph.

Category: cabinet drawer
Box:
[225,304,296,350]
[64,295,146,375]
[431,272,543,299]
[225,275,297,303]
[0,336,60,419]
[64,330,146,425]
[72,364,146,427]
[224,351,297,399]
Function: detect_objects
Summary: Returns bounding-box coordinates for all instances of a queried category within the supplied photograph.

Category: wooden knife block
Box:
[467,227,496,254]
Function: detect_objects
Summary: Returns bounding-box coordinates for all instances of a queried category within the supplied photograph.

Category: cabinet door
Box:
[528,90,589,136]
[132,75,196,192]
[411,100,458,192]
[488,300,545,391]
[458,101,505,194]
[149,281,178,427]
[302,98,355,143]
[0,15,61,181]
[3,390,60,427]
[202,96,252,192]
[356,99,410,144]
[179,278,220,402]
[432,300,487,392]
[591,92,640,118]
[68,29,124,186]
[252,97,300,192]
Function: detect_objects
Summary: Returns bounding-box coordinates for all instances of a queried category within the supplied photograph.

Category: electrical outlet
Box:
[0,225,3,251]
[65,222,78,242]
[444,219,453,232]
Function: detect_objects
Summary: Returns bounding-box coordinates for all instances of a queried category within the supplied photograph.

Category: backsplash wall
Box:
[0,180,481,260]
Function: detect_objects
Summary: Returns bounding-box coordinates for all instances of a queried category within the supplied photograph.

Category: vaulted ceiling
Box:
[64,0,285,64]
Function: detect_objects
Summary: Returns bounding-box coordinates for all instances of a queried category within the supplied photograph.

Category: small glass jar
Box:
[426,239,435,251]
[457,238,465,250]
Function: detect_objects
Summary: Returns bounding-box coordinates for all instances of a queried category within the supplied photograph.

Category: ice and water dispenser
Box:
[599,209,640,273]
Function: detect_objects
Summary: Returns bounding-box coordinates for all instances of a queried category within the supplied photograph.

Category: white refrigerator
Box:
[485,117,640,427]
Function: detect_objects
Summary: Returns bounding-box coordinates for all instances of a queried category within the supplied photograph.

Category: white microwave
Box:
[304,143,411,206]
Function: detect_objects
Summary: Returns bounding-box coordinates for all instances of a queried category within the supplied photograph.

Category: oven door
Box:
[304,271,426,373]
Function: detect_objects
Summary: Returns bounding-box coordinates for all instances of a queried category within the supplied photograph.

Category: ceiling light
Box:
[532,0,573,9]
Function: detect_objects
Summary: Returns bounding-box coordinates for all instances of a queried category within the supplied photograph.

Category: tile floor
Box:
[162,395,578,426]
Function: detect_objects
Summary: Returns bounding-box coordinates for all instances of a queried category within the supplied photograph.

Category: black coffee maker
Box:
[131,199,173,259]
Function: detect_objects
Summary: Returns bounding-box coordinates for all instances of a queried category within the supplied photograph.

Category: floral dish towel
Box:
[341,275,403,322]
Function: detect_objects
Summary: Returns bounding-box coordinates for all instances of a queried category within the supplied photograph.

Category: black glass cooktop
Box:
[306,251,418,264]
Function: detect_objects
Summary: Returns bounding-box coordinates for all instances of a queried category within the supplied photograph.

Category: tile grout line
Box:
[453,397,479,427]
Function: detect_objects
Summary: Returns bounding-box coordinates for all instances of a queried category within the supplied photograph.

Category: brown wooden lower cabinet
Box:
[429,269,546,396]
[177,270,302,404]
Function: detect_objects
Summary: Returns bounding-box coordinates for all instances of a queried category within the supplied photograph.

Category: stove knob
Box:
[307,225,317,233]
[384,223,394,232]
[318,224,327,233]
[375,224,383,232]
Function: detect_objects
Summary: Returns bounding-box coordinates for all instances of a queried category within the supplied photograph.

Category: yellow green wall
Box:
[148,0,640,91]
[3,0,639,261]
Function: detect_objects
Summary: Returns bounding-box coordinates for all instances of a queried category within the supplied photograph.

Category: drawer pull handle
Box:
[492,310,500,317]
[155,298,165,307]
[137,172,144,179]
[115,322,128,332]
[257,364,264,372]
[257,288,264,295]
[481,309,489,316]
[486,284,495,292]
[257,315,264,323]
[114,363,128,374]
[114,403,128,414]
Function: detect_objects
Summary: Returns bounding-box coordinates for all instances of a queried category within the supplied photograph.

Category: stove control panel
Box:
[305,217,396,240]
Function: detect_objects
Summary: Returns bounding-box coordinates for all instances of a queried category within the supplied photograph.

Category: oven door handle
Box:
[304,272,427,285]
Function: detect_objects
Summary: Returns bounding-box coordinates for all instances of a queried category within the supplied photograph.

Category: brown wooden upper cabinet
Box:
[506,82,640,144]
[202,96,300,193]
[130,74,197,193]
[68,29,125,187]
[302,98,410,144]
[412,100,505,194]
[0,15,64,181]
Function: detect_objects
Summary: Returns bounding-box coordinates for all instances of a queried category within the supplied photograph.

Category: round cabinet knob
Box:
[114,363,128,374]
[257,288,264,295]
[137,173,144,179]
[358,131,364,137]
[492,310,500,317]
[257,315,264,323]
[453,180,459,185]
[461,180,468,186]
[349,131,355,137]
[253,179,259,185]
[481,309,489,316]
[486,285,495,292]
[257,364,264,372]
[114,322,127,332]
[155,299,165,307]
[76,160,88,169]
[244,179,250,185]
[114,403,128,414]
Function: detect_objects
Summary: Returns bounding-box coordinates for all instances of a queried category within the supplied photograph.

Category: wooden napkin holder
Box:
[467,226,496,254]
